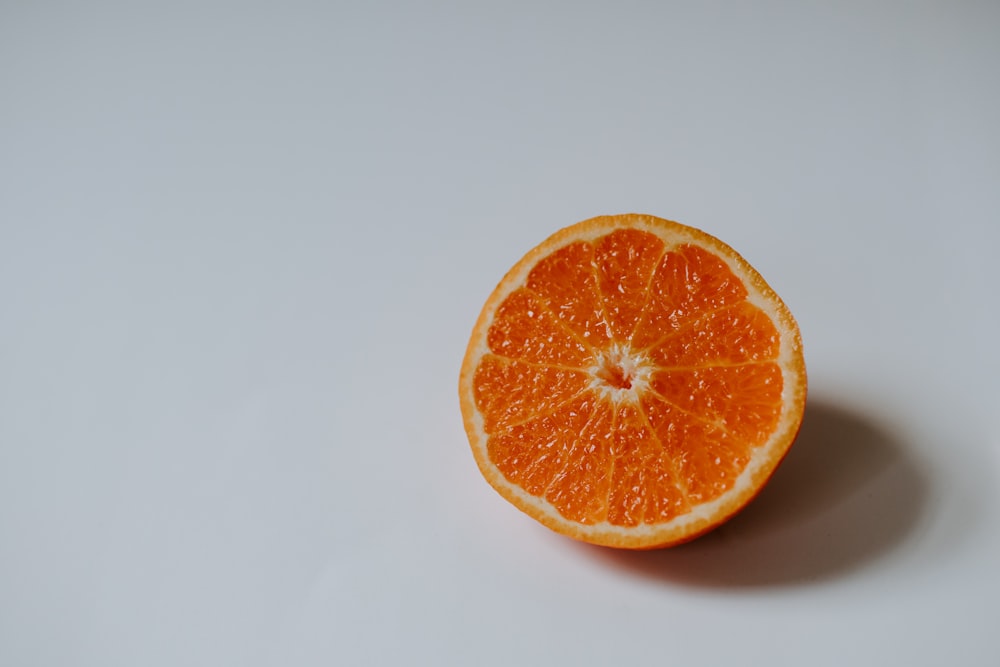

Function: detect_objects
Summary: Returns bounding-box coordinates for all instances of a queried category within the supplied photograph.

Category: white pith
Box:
[588,343,653,403]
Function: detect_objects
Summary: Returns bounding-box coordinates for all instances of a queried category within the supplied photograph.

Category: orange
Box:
[459,214,806,549]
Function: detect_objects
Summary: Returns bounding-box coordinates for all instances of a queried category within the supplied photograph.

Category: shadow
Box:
[575,398,931,587]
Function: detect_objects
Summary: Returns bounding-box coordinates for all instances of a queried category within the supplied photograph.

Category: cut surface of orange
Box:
[459,214,806,549]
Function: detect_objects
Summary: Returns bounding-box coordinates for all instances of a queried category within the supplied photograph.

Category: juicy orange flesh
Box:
[473,230,783,527]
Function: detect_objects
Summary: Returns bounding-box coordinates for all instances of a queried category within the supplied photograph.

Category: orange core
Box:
[597,361,633,390]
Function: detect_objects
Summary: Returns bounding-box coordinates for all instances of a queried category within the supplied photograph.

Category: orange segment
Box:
[631,244,749,349]
[540,395,615,524]
[524,241,611,346]
[460,214,806,549]
[607,403,689,527]
[486,288,593,367]
[647,363,783,446]
[488,393,614,523]
[593,229,666,340]
[640,394,749,503]
[473,355,591,432]
[644,302,781,367]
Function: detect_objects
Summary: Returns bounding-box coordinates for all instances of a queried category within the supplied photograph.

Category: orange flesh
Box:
[472,229,785,528]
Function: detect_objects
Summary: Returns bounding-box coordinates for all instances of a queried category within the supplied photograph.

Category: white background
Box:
[2,2,998,665]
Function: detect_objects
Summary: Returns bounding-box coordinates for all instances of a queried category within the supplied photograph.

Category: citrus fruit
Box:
[459,213,806,549]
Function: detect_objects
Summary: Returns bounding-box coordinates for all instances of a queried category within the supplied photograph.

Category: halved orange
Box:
[459,214,806,549]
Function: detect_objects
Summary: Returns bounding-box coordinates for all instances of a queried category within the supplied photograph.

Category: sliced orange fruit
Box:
[459,214,806,549]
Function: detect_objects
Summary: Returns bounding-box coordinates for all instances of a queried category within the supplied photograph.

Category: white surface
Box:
[1,2,998,666]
